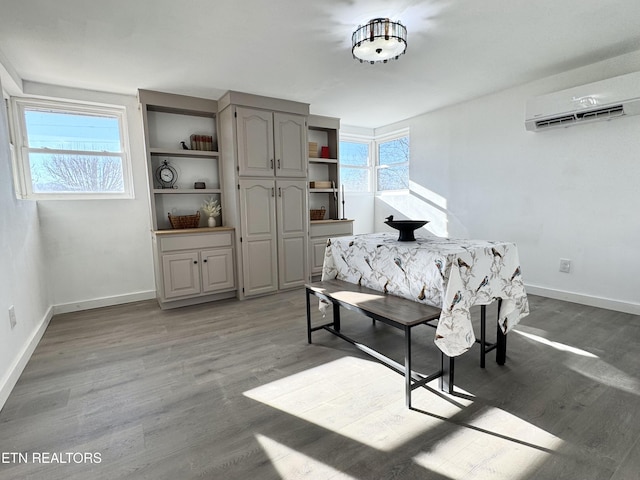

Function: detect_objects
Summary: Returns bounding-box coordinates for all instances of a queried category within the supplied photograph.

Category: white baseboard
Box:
[0,305,54,412]
[52,290,157,315]
[525,283,640,316]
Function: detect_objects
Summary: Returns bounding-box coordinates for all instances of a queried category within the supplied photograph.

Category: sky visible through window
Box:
[340,135,409,192]
[24,109,125,193]
[340,141,370,192]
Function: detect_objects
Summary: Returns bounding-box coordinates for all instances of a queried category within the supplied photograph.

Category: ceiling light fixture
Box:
[352,18,407,64]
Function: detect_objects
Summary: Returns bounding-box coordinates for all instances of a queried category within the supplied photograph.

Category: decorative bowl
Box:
[384,218,429,241]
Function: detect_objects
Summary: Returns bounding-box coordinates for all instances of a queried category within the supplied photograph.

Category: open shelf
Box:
[150,148,219,158]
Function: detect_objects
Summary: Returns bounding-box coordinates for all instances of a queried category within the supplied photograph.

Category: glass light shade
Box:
[352,18,407,64]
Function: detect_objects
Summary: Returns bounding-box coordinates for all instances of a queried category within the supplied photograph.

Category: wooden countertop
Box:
[310,219,354,224]
[154,226,235,235]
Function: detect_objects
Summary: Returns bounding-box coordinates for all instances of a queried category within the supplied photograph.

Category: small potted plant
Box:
[201,197,221,227]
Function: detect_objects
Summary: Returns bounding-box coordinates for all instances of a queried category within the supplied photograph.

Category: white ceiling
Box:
[1,0,640,128]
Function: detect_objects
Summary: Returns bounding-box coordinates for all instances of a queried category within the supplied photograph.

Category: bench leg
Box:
[333,302,341,332]
[480,305,486,368]
[405,326,412,408]
[496,298,506,365]
[440,354,454,394]
[306,288,312,344]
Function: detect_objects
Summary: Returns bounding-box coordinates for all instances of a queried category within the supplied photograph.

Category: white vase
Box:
[207,216,216,228]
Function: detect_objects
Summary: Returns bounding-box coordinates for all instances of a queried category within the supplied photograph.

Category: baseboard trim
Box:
[52,290,157,315]
[0,305,54,412]
[525,283,640,316]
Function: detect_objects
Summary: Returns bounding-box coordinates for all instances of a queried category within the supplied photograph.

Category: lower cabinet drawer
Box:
[310,221,353,239]
[160,232,233,252]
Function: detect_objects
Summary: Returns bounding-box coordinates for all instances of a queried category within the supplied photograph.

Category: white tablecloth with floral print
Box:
[321,232,530,357]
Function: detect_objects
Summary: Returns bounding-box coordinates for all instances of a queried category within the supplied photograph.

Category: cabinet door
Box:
[274,113,307,178]
[239,179,278,296]
[201,248,235,293]
[236,107,275,177]
[276,179,308,289]
[310,237,328,276]
[162,252,201,299]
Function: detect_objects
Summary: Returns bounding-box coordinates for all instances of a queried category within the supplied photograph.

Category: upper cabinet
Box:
[138,89,222,231]
[236,106,307,178]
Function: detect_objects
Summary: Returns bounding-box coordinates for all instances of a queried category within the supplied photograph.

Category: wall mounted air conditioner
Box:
[525,71,640,131]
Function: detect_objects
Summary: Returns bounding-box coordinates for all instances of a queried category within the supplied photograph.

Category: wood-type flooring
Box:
[0,290,638,479]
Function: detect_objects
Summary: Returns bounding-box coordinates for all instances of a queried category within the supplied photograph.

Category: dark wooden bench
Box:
[305,279,454,408]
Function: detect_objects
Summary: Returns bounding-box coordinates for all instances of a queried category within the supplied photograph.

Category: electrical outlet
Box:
[559,258,571,273]
[9,305,17,329]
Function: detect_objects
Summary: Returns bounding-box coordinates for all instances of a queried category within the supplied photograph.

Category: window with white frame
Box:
[340,128,409,193]
[12,98,133,199]
[376,129,409,192]
[339,136,372,192]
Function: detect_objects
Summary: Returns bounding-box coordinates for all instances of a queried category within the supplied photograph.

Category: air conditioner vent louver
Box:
[535,115,576,129]
[576,104,624,120]
[525,72,640,132]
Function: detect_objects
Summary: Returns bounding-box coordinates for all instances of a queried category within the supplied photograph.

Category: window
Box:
[376,131,409,192]
[340,129,409,193]
[12,98,133,199]
[339,138,372,192]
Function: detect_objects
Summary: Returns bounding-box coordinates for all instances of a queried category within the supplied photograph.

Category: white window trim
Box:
[375,127,410,194]
[11,97,134,200]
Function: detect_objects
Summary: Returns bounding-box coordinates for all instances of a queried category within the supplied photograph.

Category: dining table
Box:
[321,232,530,358]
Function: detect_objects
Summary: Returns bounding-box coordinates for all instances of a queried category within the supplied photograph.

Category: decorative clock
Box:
[155,159,177,189]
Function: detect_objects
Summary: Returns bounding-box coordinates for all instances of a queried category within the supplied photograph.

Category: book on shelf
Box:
[190,134,214,151]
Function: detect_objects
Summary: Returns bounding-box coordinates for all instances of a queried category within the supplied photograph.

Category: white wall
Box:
[20,82,156,312]
[0,77,51,409]
[375,51,640,313]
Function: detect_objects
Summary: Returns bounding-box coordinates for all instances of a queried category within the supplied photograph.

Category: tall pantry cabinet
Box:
[219,92,309,299]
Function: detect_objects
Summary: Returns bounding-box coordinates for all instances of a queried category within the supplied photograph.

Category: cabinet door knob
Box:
[193,261,198,264]
[203,259,207,263]
[271,187,275,197]
[277,158,281,169]
[270,159,274,169]
[278,187,282,197]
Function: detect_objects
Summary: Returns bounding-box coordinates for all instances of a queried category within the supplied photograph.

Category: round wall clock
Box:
[155,159,177,189]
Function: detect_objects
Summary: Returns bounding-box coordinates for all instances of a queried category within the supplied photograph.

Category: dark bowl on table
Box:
[384,219,429,242]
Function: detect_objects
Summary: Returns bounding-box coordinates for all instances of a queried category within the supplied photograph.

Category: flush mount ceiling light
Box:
[352,18,407,64]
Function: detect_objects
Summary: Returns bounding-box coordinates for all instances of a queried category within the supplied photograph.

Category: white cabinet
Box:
[309,220,354,277]
[238,179,278,296]
[238,178,308,296]
[154,230,236,308]
[219,91,310,299]
[236,106,307,178]
[276,180,309,289]
[140,90,237,308]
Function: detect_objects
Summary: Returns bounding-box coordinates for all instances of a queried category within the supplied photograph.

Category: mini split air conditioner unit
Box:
[525,71,640,131]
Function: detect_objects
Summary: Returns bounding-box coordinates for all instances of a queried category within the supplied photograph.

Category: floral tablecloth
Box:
[321,232,530,357]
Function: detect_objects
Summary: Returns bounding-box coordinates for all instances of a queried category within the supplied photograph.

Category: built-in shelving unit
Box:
[307,114,353,277]
[138,89,236,308]
[308,114,341,221]
[140,89,222,231]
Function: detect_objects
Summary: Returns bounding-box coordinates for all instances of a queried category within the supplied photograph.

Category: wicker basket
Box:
[168,211,201,229]
[310,206,326,221]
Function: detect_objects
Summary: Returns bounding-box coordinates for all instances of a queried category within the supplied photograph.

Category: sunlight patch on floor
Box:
[244,356,473,451]
[256,434,358,480]
[514,328,639,395]
[413,407,563,480]
[565,358,640,395]
[513,329,599,358]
